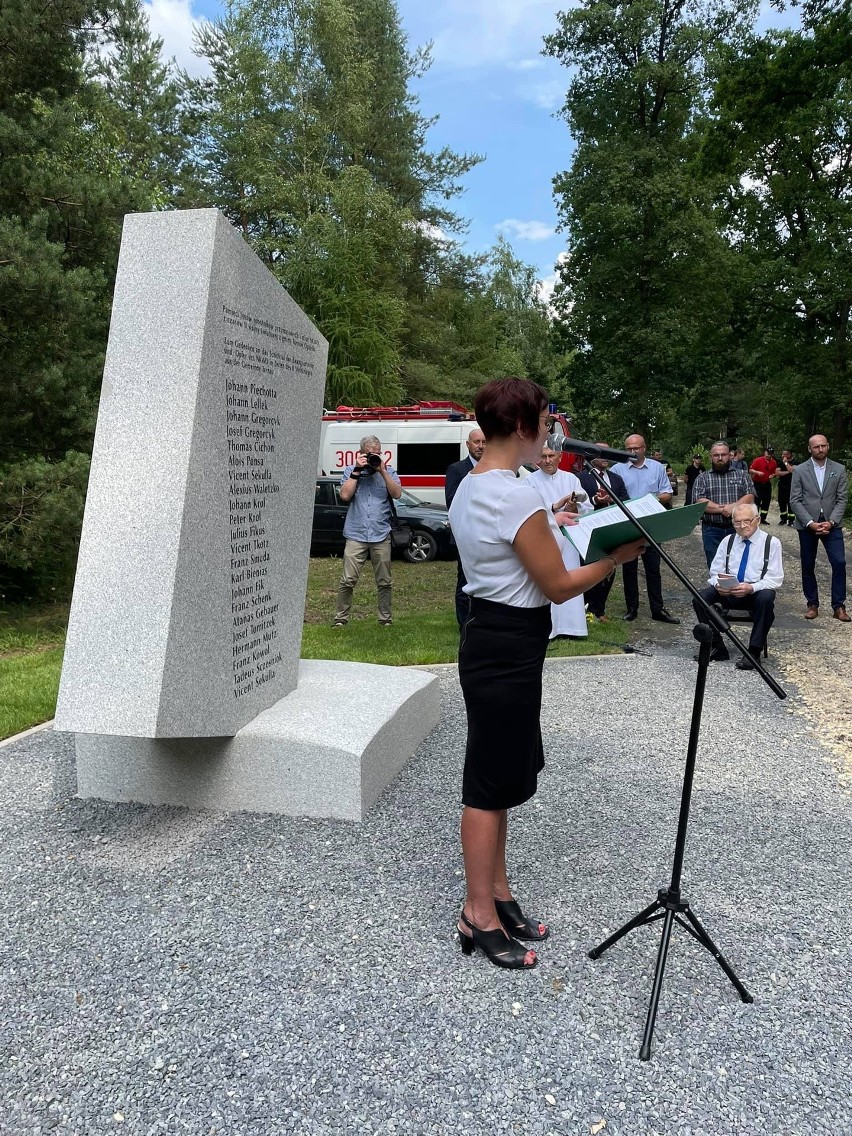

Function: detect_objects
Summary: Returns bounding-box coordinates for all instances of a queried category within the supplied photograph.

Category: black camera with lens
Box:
[361,452,382,473]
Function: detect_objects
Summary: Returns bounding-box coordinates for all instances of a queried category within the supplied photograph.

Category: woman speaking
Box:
[449,379,645,970]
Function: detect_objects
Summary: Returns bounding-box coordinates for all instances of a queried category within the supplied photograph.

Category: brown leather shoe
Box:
[805,605,819,619]
[834,606,851,622]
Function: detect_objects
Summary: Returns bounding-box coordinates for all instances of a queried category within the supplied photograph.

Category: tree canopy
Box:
[2,0,850,598]
[1,0,557,598]
[546,0,851,461]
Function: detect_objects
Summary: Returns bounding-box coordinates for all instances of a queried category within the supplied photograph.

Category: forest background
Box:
[1,0,850,600]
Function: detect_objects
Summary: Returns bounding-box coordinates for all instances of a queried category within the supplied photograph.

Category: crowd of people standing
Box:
[677,444,805,525]
[327,383,849,976]
[443,396,847,975]
[328,424,848,633]
[605,435,848,625]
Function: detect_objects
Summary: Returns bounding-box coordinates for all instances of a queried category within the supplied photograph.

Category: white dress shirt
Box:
[708,528,783,593]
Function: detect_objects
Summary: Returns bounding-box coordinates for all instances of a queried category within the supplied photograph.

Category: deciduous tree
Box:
[702,3,852,449]
[545,0,757,438]
[185,0,478,406]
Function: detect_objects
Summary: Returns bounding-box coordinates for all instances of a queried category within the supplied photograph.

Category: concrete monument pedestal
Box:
[74,660,439,821]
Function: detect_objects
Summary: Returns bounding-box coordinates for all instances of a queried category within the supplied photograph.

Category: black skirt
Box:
[459,597,552,810]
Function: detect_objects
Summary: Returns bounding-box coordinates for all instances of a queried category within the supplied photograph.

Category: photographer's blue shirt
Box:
[339,464,401,542]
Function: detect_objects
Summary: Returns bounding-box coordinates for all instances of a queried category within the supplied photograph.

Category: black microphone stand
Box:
[570,447,786,1061]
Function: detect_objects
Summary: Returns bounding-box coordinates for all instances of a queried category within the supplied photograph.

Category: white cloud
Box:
[427,0,561,68]
[536,271,558,307]
[496,218,556,242]
[537,251,568,311]
[412,219,452,245]
[143,0,210,76]
[508,58,546,72]
[520,79,564,111]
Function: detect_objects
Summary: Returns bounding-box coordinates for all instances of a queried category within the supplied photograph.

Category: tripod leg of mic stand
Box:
[639,907,677,1061]
[588,898,661,960]
[683,908,753,1003]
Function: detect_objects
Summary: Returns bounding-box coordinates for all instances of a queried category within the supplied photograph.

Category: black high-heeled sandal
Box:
[457,910,538,970]
[494,898,550,942]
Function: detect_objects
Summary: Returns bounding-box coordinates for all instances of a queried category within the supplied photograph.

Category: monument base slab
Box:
[72,660,440,821]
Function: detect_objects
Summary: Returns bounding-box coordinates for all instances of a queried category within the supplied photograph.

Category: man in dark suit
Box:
[445,428,485,625]
[578,445,628,622]
[789,433,849,621]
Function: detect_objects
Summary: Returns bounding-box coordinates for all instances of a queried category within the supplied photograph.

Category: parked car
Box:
[311,477,456,563]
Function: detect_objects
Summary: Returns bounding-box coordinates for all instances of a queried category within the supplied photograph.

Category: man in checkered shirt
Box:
[693,441,755,567]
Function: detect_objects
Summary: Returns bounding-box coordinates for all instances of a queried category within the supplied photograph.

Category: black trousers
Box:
[584,572,615,618]
[693,585,776,651]
[777,477,792,521]
[622,546,664,615]
[754,481,772,521]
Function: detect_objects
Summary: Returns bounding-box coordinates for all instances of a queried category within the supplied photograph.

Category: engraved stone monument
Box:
[54,209,439,819]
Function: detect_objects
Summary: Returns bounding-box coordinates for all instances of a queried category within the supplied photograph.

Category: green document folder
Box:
[562,502,707,563]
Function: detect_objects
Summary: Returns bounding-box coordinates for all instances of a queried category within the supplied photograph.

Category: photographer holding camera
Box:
[333,435,402,627]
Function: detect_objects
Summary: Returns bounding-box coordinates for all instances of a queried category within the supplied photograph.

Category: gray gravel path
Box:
[2,627,850,1135]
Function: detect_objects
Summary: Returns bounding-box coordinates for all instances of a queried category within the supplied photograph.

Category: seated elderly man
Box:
[692,502,783,670]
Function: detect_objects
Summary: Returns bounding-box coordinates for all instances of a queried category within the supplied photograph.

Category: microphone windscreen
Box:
[548,433,634,464]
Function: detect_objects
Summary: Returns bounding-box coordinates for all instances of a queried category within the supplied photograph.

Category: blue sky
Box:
[144,0,793,296]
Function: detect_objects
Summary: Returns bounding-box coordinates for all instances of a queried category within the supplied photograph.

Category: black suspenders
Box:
[723,533,771,579]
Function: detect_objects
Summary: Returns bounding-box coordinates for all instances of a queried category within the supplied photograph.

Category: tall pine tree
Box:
[89,0,187,209]
[0,0,165,596]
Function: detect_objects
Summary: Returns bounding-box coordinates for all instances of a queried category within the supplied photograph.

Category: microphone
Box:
[548,433,636,463]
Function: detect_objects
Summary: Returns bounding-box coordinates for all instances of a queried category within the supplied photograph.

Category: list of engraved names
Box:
[224,303,297,699]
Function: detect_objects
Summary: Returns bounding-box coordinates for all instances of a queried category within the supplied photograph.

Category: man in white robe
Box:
[528,444,593,638]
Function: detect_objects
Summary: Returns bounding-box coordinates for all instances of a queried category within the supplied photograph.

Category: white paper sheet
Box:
[563,493,666,560]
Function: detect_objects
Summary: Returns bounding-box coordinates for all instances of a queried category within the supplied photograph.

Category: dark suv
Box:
[311,477,456,563]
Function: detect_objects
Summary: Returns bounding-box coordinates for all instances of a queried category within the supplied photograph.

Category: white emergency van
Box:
[318,403,577,505]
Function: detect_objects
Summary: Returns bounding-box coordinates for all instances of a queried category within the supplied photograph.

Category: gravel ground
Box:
[630,513,852,784]
[1,521,850,1136]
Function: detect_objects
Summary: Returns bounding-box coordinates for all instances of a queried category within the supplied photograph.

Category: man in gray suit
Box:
[789,434,849,621]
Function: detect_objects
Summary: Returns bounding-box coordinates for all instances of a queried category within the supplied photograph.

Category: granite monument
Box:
[55,209,439,819]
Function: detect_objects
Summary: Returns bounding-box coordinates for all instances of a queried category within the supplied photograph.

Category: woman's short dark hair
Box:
[474,378,549,441]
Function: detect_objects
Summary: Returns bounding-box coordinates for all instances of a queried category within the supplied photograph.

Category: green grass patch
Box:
[0,561,629,739]
[302,555,630,662]
[0,646,64,740]
[0,603,68,737]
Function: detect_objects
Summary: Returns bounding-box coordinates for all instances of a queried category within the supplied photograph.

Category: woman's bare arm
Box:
[513,511,645,604]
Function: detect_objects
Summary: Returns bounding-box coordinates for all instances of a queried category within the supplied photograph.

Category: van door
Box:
[395,424,463,504]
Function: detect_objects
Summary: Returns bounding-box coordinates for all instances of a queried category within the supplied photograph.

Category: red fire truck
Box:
[318,402,577,504]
